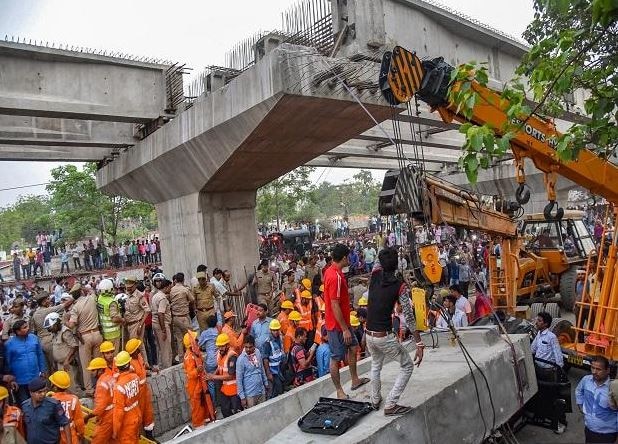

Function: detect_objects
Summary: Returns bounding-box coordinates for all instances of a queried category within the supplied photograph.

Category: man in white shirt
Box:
[363,244,377,273]
[436,295,468,329]
[450,284,473,324]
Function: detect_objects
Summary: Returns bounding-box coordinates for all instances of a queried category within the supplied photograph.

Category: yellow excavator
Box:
[377,45,618,369]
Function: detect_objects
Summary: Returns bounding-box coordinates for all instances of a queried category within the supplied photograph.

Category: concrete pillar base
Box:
[155,190,258,285]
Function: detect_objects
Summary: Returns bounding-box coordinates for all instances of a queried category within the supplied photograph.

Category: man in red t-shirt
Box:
[323,244,369,399]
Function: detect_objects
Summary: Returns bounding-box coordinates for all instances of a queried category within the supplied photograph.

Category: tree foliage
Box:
[0,195,54,250]
[46,163,155,244]
[256,168,381,226]
[450,0,618,182]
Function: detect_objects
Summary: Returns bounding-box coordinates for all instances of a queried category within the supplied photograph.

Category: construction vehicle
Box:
[377,45,618,369]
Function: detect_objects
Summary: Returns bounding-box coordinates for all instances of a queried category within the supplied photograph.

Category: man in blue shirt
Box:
[316,325,331,378]
[198,315,219,401]
[531,312,564,369]
[5,320,47,405]
[22,377,71,444]
[262,319,285,398]
[236,335,268,409]
[576,355,618,443]
[250,304,273,352]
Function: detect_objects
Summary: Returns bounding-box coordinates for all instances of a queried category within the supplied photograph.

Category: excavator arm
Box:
[380,46,618,213]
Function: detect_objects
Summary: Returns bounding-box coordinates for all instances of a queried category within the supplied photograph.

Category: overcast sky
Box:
[0,0,534,207]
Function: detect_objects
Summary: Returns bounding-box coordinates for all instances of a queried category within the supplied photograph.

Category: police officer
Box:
[96,279,123,352]
[45,312,79,394]
[123,276,150,366]
[169,273,194,363]
[193,271,216,330]
[1,299,27,341]
[30,291,66,372]
[68,282,102,395]
[21,377,71,444]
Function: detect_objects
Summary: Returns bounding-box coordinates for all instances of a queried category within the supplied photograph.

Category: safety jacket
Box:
[113,371,142,442]
[3,405,25,438]
[97,293,121,340]
[297,303,313,331]
[49,391,85,444]
[283,325,296,353]
[266,336,284,375]
[131,355,154,431]
[217,349,238,397]
[92,371,115,444]
[277,311,290,335]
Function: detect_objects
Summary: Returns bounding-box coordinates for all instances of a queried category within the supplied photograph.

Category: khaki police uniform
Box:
[169,283,194,359]
[193,284,216,330]
[52,325,80,392]
[69,293,103,391]
[124,288,150,364]
[1,313,27,341]
[31,300,64,374]
[256,271,275,314]
[150,290,172,369]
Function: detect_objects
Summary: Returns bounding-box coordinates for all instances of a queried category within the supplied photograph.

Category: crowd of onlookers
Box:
[8,236,161,281]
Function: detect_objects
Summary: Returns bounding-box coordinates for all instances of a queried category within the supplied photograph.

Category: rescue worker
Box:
[99,341,117,375]
[206,333,241,418]
[313,301,326,345]
[1,298,27,341]
[151,278,172,369]
[125,338,155,439]
[48,370,86,444]
[221,311,247,354]
[1,385,25,442]
[96,279,123,352]
[30,291,65,373]
[112,351,142,444]
[278,300,294,335]
[182,331,215,428]
[123,276,151,366]
[283,310,302,353]
[262,319,284,399]
[169,273,195,364]
[68,282,103,395]
[193,271,216,330]
[44,312,79,393]
[296,290,314,336]
[86,357,115,444]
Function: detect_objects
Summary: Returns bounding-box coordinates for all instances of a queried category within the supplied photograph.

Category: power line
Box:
[0,182,50,192]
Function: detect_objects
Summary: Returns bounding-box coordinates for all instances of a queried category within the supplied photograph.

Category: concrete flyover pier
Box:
[97,44,393,280]
[165,328,536,444]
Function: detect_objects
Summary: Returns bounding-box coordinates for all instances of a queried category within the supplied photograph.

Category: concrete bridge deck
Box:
[163,329,535,444]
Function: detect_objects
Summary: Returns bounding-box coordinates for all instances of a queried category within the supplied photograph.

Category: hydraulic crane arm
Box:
[380,46,618,214]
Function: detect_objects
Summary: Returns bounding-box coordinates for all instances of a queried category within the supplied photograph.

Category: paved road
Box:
[515,368,587,444]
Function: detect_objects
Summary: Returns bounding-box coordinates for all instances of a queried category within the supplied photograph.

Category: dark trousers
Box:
[73,257,82,270]
[268,374,284,399]
[585,427,618,443]
[219,394,242,417]
[61,262,70,273]
[144,325,157,366]
[15,385,30,405]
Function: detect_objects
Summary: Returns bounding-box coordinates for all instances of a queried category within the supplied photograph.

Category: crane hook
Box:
[515,183,531,205]
[543,200,564,221]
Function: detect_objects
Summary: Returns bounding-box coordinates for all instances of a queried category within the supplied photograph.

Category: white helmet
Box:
[114,293,128,303]
[98,279,114,292]
[153,273,166,281]
[43,312,61,329]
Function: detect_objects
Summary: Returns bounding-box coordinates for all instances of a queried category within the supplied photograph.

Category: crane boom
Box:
[381,46,618,208]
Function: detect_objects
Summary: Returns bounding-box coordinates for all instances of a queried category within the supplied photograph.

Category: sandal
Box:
[351,377,370,391]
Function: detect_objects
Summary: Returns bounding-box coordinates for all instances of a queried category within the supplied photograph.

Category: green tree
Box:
[450,0,617,181]
[47,163,155,244]
[256,167,316,229]
[0,195,54,250]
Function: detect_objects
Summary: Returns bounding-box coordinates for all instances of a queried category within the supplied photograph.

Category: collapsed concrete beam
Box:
[166,329,536,444]
[324,143,460,163]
